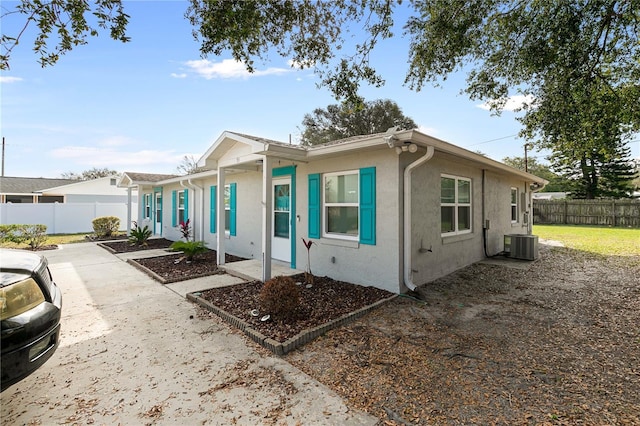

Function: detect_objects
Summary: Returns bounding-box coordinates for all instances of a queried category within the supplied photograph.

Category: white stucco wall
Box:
[408,152,534,288]
[200,171,264,260]
[295,148,403,293]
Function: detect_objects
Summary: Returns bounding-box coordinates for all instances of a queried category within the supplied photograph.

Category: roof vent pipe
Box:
[403,145,435,292]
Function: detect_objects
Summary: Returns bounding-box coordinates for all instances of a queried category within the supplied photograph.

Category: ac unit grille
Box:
[504,234,539,261]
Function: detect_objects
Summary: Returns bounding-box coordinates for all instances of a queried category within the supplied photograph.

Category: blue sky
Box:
[2,1,638,179]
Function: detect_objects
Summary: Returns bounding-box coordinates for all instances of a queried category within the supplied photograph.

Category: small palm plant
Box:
[170,240,207,262]
[128,221,152,246]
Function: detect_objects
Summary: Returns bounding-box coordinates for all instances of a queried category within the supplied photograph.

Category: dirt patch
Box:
[285,247,640,425]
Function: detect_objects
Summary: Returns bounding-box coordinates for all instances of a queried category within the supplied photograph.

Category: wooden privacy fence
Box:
[533,199,640,228]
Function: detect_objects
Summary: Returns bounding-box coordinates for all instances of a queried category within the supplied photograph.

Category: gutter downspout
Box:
[180,179,204,241]
[403,145,435,292]
[126,186,133,236]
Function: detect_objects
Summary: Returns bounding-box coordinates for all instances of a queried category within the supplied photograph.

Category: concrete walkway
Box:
[0,242,377,425]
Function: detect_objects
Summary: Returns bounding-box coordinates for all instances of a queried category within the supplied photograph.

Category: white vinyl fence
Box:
[0,202,137,234]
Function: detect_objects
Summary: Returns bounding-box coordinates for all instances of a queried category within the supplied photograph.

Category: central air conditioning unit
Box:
[504,234,539,261]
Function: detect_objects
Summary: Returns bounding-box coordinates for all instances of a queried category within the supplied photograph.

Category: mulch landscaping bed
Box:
[98,238,174,253]
[131,250,246,283]
[196,275,394,344]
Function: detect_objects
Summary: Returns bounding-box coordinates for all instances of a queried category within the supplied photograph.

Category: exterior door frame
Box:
[272,166,296,269]
[153,187,162,235]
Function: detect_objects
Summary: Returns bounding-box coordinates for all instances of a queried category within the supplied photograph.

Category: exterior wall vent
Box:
[504,234,539,260]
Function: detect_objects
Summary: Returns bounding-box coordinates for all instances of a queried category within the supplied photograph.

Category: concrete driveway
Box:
[1,242,377,425]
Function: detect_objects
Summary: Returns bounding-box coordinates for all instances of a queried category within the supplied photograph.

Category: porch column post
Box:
[126,187,132,235]
[262,156,273,282]
[216,168,226,266]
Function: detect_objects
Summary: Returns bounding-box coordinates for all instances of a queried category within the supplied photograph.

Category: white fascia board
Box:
[258,144,307,161]
[197,131,270,167]
[157,169,217,185]
[409,130,548,185]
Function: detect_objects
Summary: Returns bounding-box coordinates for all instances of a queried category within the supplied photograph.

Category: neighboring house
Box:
[1,175,137,234]
[1,177,75,203]
[122,129,547,294]
[532,192,568,200]
[0,175,127,203]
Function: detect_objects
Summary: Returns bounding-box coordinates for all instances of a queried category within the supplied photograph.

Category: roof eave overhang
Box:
[157,169,218,185]
[407,130,548,185]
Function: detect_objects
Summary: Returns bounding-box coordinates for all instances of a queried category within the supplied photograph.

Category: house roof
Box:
[118,172,179,187]
[0,176,77,194]
[188,129,548,186]
[122,172,178,183]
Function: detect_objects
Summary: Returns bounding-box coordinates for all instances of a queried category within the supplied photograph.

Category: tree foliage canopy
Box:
[60,167,119,181]
[4,1,639,191]
[502,156,572,193]
[1,0,129,70]
[300,99,417,146]
[176,154,207,175]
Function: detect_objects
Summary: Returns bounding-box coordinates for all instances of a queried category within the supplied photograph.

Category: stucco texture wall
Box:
[200,171,264,260]
[296,148,403,293]
[408,151,533,287]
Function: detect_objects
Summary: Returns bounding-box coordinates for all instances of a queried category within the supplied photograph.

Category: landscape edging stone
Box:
[188,292,398,355]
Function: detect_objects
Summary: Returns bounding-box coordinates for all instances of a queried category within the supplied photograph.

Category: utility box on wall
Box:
[504,234,539,260]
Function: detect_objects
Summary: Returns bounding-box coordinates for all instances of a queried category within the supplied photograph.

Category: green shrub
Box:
[259,276,300,319]
[21,224,48,250]
[128,221,152,246]
[169,240,207,261]
[0,224,48,250]
[0,224,21,243]
[92,216,120,238]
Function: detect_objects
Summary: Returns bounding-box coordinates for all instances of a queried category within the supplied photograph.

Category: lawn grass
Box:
[0,232,125,249]
[533,224,640,256]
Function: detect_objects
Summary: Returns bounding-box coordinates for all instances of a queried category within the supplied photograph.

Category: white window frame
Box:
[510,187,518,223]
[440,174,472,237]
[177,190,185,224]
[322,170,359,241]
[224,184,231,234]
[144,194,152,219]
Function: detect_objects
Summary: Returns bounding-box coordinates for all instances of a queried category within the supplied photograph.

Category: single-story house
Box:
[120,129,547,294]
[0,175,128,204]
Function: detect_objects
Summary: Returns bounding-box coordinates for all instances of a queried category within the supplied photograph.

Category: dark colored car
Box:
[1,249,62,392]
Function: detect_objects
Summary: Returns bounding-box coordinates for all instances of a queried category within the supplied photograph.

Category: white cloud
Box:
[171,73,187,79]
[50,145,185,169]
[0,76,23,84]
[477,94,536,112]
[184,59,290,79]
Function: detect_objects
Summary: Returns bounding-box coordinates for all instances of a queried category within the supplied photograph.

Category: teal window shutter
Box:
[171,190,177,227]
[229,183,237,236]
[359,167,376,245]
[184,189,189,222]
[210,186,217,233]
[308,173,320,238]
